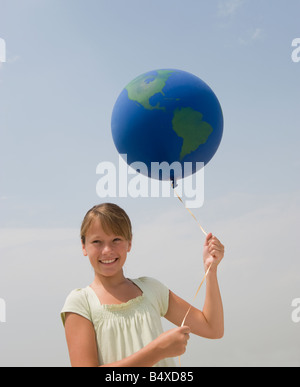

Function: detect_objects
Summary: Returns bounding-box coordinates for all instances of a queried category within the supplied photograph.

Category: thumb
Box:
[205,232,213,246]
[180,326,191,334]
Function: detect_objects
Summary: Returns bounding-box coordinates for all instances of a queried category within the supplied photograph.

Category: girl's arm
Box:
[64,312,99,367]
[164,233,224,339]
[64,312,190,367]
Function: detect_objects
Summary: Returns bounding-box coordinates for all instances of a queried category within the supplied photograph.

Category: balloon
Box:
[111,69,223,184]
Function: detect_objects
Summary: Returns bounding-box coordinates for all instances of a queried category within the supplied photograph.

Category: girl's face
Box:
[82,218,132,279]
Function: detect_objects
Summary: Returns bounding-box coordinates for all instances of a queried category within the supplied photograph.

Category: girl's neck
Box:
[92,271,127,290]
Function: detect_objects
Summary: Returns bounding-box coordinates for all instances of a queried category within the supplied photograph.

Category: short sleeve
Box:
[60,288,92,326]
[136,277,170,317]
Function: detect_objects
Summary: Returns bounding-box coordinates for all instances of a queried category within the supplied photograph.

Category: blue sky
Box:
[0,0,299,227]
[0,0,300,366]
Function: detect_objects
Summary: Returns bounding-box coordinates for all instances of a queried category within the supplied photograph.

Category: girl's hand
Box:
[155,326,191,359]
[203,233,224,272]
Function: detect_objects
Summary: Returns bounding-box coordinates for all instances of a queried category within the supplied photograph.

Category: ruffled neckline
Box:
[101,295,144,311]
[87,279,144,311]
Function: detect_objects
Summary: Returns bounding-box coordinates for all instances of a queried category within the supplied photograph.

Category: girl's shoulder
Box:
[63,287,90,304]
[132,277,170,316]
[61,287,92,326]
[134,276,167,288]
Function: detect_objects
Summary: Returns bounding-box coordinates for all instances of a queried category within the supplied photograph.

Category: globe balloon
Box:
[111,69,223,182]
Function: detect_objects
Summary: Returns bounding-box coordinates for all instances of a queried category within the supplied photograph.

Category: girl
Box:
[61,203,224,367]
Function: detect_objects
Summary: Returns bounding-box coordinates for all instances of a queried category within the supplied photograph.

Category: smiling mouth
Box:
[99,258,118,265]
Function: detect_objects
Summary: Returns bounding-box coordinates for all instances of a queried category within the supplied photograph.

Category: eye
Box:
[113,238,122,243]
[92,240,102,244]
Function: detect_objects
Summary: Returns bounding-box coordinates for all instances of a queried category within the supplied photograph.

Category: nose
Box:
[102,243,114,256]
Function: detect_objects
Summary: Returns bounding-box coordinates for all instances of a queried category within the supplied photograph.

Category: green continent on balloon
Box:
[172,107,213,160]
[125,69,174,111]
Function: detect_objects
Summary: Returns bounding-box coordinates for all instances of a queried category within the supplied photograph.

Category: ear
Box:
[81,240,88,256]
[127,239,132,253]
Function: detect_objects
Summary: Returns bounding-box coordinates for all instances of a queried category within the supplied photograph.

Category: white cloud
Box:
[239,27,263,45]
[0,228,79,249]
[252,27,262,40]
[218,0,245,17]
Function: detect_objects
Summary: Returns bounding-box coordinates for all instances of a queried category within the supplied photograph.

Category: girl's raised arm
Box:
[164,233,224,339]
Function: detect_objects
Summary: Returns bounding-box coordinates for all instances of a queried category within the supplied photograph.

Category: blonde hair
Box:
[80,203,132,244]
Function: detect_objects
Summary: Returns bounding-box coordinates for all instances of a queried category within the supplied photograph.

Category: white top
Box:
[61,277,176,367]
